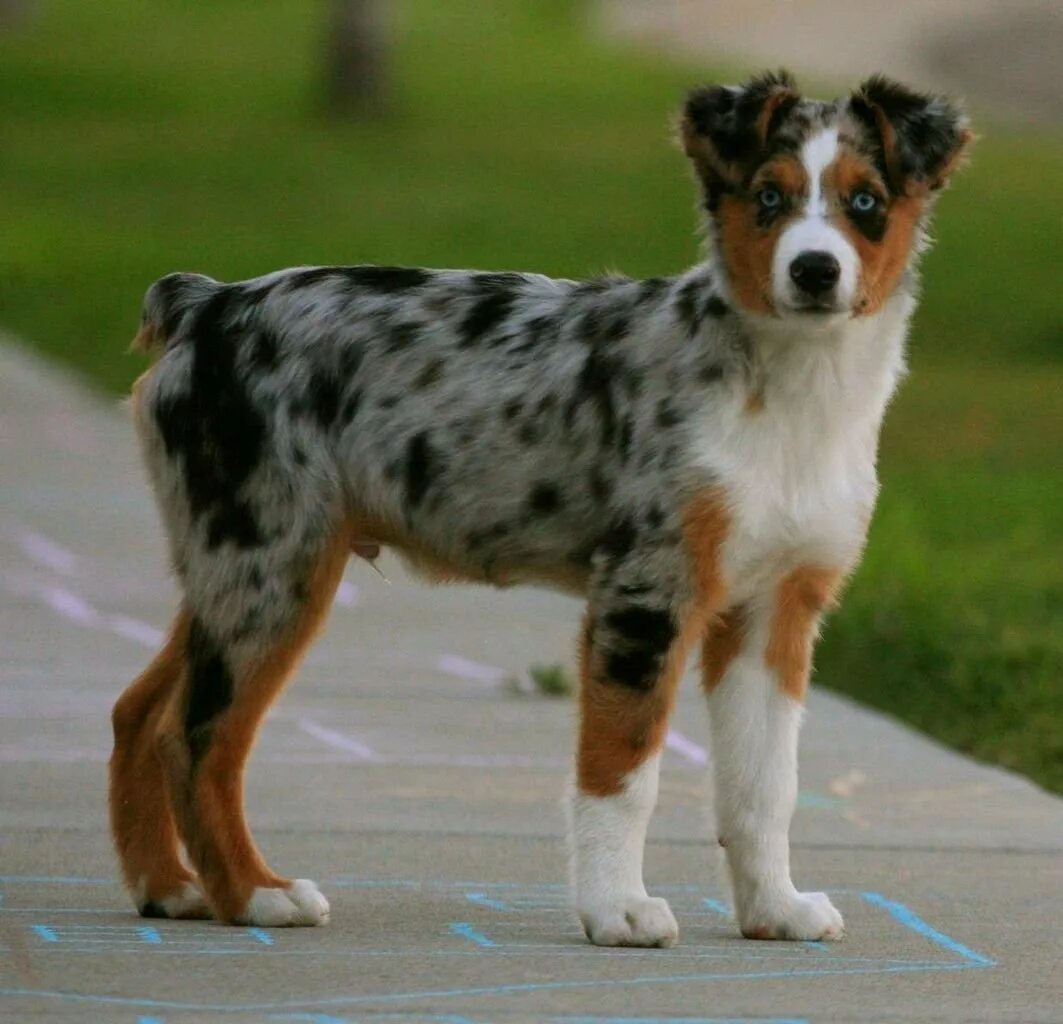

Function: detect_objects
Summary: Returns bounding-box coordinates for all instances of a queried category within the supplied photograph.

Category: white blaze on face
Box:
[771,127,859,313]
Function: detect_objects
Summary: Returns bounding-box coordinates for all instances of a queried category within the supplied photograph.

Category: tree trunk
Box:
[323,0,388,119]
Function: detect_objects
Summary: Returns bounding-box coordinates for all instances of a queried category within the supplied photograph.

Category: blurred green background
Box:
[1,1,1060,790]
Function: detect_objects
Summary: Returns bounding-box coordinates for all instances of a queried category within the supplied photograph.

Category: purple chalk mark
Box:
[334,580,361,609]
[666,728,708,765]
[41,585,100,627]
[13,578,163,650]
[436,654,506,684]
[18,531,77,575]
[106,614,164,648]
[297,718,381,762]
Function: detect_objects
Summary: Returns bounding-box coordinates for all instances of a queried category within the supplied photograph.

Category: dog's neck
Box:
[706,261,915,442]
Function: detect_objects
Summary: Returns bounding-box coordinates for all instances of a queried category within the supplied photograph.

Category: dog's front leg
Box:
[566,554,705,948]
[701,569,844,941]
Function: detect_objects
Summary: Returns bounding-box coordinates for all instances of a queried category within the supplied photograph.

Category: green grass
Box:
[1,1,1060,790]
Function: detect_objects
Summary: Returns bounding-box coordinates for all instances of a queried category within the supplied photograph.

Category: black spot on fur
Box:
[617,416,633,462]
[151,273,197,340]
[154,287,266,552]
[460,287,516,347]
[185,618,233,764]
[675,279,703,337]
[656,400,681,429]
[378,395,400,410]
[517,422,540,446]
[528,483,561,515]
[291,265,430,293]
[645,505,664,530]
[605,311,631,342]
[344,265,431,292]
[405,432,437,509]
[705,295,730,317]
[620,366,643,400]
[600,605,676,690]
[589,468,612,503]
[599,517,637,559]
[637,277,670,304]
[524,314,560,348]
[699,362,725,384]
[206,503,261,550]
[572,348,618,446]
[306,369,342,429]
[341,389,363,424]
[504,399,523,421]
[248,329,279,371]
[340,343,365,379]
[384,320,420,354]
[416,358,445,390]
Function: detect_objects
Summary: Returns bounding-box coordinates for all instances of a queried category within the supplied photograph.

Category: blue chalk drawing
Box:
[2,873,995,1016]
[860,892,995,966]
[449,922,497,948]
[249,927,276,946]
[464,891,510,911]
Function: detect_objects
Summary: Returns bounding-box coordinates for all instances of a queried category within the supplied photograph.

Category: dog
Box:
[109,71,969,945]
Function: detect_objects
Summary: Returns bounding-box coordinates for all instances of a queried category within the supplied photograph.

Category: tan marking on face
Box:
[717,157,808,316]
[765,566,842,701]
[825,149,925,316]
[701,604,747,692]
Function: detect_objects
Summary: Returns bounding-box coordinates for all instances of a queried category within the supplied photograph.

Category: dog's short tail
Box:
[132,272,221,354]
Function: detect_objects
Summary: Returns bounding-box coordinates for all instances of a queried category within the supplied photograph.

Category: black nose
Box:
[789,251,840,297]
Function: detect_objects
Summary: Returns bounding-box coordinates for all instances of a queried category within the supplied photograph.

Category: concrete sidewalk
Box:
[1,337,1061,1023]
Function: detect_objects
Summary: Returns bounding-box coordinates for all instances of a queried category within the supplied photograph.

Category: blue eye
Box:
[850,190,880,214]
[757,186,783,210]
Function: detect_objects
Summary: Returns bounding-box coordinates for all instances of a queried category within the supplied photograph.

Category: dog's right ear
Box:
[680,70,800,210]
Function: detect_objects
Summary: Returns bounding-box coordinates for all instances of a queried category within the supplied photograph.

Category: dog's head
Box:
[680,71,971,321]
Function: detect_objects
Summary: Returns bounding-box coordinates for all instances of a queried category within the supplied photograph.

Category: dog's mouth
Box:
[779,298,849,318]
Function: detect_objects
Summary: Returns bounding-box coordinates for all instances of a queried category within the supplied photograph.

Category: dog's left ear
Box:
[849,76,972,194]
[680,70,801,210]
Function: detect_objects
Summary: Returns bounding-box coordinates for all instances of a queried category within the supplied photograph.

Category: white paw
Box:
[136,878,211,920]
[287,878,330,926]
[740,890,844,941]
[239,880,329,927]
[159,880,211,919]
[580,895,679,948]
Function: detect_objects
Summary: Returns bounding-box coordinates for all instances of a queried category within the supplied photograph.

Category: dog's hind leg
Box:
[154,531,349,926]
[110,609,210,919]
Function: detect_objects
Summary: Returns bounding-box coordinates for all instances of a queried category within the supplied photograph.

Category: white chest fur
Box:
[692,297,911,601]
